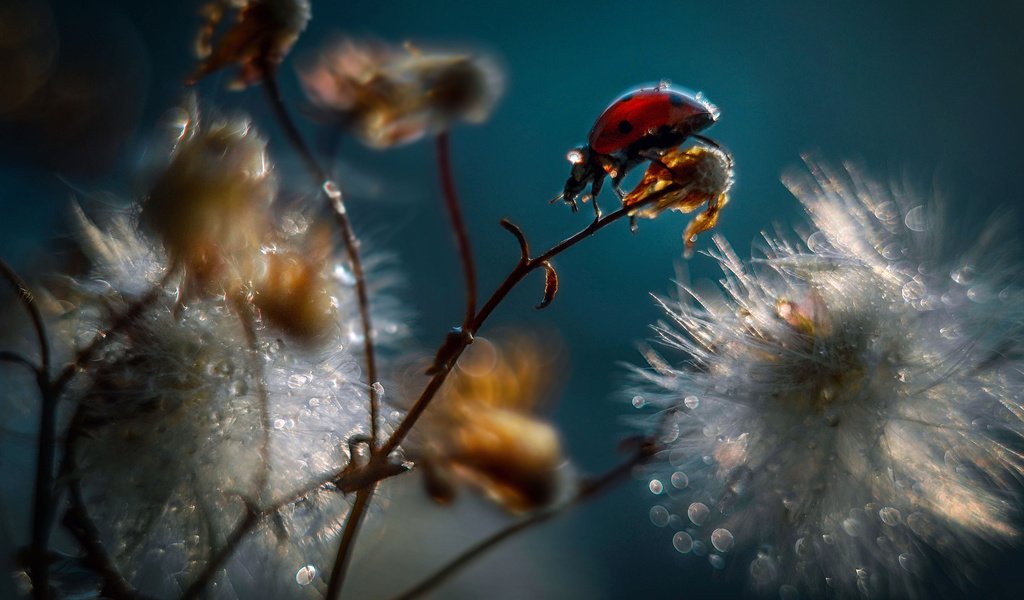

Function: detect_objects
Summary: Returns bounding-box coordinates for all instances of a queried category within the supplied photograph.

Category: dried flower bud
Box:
[254,226,334,342]
[623,145,734,256]
[299,39,503,148]
[189,0,311,88]
[413,336,564,513]
[143,103,274,298]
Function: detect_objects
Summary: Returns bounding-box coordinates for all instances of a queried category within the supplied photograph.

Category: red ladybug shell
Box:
[588,86,715,155]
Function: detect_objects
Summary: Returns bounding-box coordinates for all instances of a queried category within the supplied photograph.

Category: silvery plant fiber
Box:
[633,160,1024,597]
[33,202,404,598]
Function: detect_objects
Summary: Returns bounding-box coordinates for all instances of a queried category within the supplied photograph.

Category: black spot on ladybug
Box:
[668,94,686,107]
[617,120,633,134]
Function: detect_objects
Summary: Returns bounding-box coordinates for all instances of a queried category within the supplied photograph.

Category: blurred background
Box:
[2,0,1024,597]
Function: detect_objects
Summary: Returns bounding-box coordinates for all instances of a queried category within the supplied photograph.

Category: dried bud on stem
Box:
[299,38,503,147]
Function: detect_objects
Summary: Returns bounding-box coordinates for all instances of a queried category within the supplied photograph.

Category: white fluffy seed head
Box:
[56,205,404,596]
[633,160,1024,596]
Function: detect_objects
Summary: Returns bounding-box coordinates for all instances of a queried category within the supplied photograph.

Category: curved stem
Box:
[435,132,477,329]
[381,183,684,457]
[258,61,381,447]
[0,259,49,376]
[390,441,659,600]
[324,486,375,600]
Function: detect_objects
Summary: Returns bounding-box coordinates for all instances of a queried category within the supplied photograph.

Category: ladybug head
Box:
[561,145,598,209]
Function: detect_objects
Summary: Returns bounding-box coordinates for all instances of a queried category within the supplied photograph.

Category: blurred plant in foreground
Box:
[632,159,1024,597]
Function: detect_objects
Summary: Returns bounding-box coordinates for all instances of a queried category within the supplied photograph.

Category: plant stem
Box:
[258,60,382,447]
[381,183,684,457]
[324,486,375,600]
[390,441,659,600]
[435,132,477,329]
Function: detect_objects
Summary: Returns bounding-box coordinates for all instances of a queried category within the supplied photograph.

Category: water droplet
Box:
[806,231,830,253]
[287,374,310,389]
[273,419,286,430]
[333,264,356,286]
[308,397,321,408]
[711,528,734,552]
[691,540,708,556]
[842,517,863,537]
[794,536,810,558]
[873,201,898,221]
[371,381,385,400]
[649,505,670,527]
[632,395,646,408]
[902,279,926,302]
[750,553,777,583]
[951,264,975,285]
[671,471,689,489]
[687,502,710,525]
[649,479,664,495]
[967,285,990,303]
[295,564,317,586]
[904,205,927,231]
[878,507,901,526]
[821,533,835,545]
[898,552,919,574]
[672,531,693,553]
[684,395,699,409]
[709,554,726,569]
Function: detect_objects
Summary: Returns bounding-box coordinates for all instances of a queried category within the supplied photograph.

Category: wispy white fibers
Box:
[633,159,1024,597]
[56,204,404,598]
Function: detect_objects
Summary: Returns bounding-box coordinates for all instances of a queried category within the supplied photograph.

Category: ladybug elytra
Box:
[557,82,719,214]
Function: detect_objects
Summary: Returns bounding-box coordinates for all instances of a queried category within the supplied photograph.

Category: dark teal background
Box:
[3,0,1024,597]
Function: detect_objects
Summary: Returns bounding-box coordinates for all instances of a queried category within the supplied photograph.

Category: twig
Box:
[0,259,50,376]
[382,183,685,457]
[390,441,660,600]
[52,270,174,394]
[324,486,375,600]
[1,260,56,599]
[59,412,139,600]
[257,59,381,448]
[435,132,477,329]
[178,460,409,599]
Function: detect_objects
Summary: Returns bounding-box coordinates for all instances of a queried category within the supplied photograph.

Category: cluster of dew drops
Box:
[632,394,732,571]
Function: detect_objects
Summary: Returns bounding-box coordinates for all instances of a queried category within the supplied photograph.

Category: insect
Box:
[555,82,720,215]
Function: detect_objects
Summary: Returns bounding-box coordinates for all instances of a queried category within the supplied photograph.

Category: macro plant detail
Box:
[1,2,1022,600]
[632,160,1024,597]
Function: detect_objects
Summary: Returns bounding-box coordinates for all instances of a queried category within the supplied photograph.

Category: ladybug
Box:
[557,82,720,214]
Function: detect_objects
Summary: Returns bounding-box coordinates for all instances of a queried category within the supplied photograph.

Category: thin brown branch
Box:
[59,413,139,600]
[435,132,477,329]
[324,485,375,600]
[178,459,409,600]
[382,183,685,457]
[0,258,50,376]
[390,441,660,600]
[0,350,37,373]
[52,270,174,394]
[257,60,381,448]
[1,259,56,599]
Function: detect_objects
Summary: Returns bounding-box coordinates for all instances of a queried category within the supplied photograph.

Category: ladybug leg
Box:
[629,214,638,233]
[589,174,605,220]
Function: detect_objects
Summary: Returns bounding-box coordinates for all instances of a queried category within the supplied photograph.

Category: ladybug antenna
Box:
[548,191,565,205]
[693,134,722,150]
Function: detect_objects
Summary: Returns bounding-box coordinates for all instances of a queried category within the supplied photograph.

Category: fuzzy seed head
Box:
[633,160,1024,596]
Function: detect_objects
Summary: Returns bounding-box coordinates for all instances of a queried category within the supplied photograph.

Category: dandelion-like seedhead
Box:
[46,195,405,595]
[633,160,1024,596]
